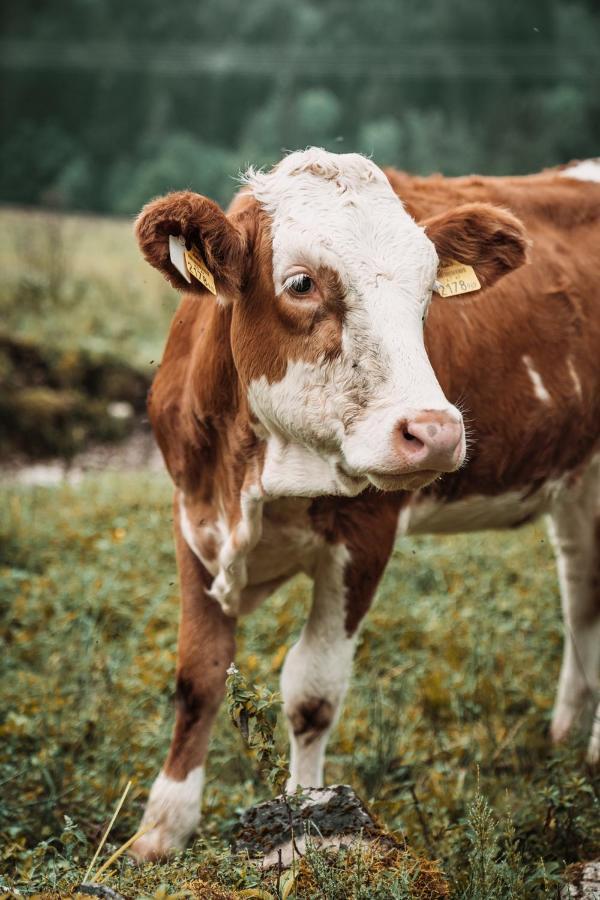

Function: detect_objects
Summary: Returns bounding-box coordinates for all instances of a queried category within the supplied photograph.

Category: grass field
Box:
[0,208,174,369]
[1,473,599,897]
[0,208,174,458]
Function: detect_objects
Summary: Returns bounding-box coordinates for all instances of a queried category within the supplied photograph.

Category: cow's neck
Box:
[173,296,373,616]
[258,436,368,498]
[165,299,261,616]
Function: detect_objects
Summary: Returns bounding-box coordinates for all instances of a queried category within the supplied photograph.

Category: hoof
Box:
[129,827,179,863]
[586,711,600,765]
[550,702,581,744]
[129,768,204,862]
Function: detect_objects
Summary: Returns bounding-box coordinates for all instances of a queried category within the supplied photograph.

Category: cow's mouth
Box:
[367,470,439,492]
[336,462,439,494]
[334,464,370,495]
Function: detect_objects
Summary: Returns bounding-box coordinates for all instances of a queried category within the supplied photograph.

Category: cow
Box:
[129,148,600,861]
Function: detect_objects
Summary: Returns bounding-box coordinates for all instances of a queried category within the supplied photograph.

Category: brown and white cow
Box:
[130,149,600,860]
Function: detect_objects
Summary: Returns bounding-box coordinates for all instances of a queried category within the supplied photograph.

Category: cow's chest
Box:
[180,473,571,620]
[180,494,323,586]
[248,498,325,583]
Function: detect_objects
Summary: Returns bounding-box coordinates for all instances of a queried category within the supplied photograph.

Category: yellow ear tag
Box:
[433,260,481,298]
[184,245,217,296]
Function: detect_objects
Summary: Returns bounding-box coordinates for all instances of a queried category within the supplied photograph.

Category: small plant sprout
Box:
[226,663,289,794]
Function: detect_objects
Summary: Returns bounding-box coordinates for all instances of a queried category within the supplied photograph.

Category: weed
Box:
[226,663,289,793]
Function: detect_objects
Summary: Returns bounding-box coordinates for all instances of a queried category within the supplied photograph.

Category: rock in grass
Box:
[235,784,389,867]
[74,885,127,899]
[232,786,448,898]
[562,860,600,898]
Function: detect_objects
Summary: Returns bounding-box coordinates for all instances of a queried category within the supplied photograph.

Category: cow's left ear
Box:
[135,191,247,300]
[423,202,530,290]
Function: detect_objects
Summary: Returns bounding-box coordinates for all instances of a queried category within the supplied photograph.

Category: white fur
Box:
[523,354,552,405]
[246,499,321,583]
[588,704,600,764]
[131,767,204,859]
[179,496,220,576]
[561,159,600,183]
[246,149,462,495]
[180,489,327,617]
[260,433,368,498]
[207,483,264,616]
[281,543,356,789]
[179,483,264,618]
[547,456,600,762]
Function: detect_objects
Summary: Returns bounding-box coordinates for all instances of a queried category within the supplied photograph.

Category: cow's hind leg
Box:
[282,499,397,789]
[130,511,236,860]
[548,457,600,762]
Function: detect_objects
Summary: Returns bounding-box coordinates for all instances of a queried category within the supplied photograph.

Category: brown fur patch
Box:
[424,202,529,290]
[290,697,334,743]
[230,209,345,386]
[174,675,205,737]
[387,169,600,502]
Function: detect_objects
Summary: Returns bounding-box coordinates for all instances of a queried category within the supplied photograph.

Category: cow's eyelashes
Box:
[284,274,316,297]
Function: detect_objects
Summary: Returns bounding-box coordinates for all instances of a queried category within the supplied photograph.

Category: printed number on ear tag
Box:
[168,235,217,295]
[434,260,481,297]
[184,246,217,295]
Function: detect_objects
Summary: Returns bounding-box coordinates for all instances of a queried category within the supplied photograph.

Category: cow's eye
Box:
[285,274,314,296]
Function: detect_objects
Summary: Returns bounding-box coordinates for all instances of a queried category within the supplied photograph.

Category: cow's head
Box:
[136,149,528,496]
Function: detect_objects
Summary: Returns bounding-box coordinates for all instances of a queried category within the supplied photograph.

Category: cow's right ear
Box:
[135,191,246,300]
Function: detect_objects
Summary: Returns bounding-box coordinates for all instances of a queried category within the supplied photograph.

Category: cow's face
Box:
[137,149,528,495]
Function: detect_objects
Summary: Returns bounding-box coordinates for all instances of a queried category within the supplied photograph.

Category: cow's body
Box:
[130,152,600,861]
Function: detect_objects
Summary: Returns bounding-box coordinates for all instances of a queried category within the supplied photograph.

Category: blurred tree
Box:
[51,157,96,210]
[108,133,236,213]
[0,0,598,211]
[358,118,403,165]
[293,88,342,147]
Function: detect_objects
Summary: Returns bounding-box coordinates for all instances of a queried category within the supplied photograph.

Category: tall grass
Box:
[0,207,174,368]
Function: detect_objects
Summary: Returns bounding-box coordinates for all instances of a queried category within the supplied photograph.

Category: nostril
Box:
[393,411,464,472]
[400,425,425,451]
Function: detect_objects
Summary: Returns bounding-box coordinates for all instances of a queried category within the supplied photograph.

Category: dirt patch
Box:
[0,331,151,459]
[0,425,164,485]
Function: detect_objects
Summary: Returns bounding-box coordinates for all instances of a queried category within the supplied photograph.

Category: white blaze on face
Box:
[245,149,459,485]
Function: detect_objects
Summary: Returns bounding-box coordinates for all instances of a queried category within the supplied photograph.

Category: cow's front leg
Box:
[281,545,356,789]
[281,504,396,790]
[131,513,236,861]
[548,457,600,762]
